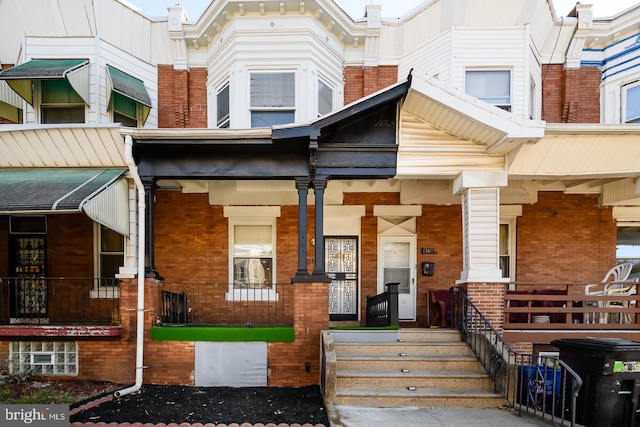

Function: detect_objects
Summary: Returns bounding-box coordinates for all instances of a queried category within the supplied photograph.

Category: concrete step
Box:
[336,354,484,372]
[336,369,494,389]
[334,341,474,357]
[334,387,507,408]
[399,328,462,342]
[330,328,462,344]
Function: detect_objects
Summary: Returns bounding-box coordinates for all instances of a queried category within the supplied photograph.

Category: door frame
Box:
[377,234,417,321]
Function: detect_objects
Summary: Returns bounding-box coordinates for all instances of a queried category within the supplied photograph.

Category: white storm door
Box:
[378,235,416,321]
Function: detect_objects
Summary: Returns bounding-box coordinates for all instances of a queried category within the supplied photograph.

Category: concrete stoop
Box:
[330,328,507,409]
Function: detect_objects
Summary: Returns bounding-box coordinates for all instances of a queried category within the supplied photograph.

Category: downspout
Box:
[114,134,146,398]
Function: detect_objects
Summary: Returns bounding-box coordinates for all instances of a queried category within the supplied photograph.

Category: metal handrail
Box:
[452,286,583,426]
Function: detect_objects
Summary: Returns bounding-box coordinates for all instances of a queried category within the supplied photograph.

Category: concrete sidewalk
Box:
[329,405,553,427]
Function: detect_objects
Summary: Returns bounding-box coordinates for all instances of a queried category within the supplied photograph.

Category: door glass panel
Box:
[383,242,410,294]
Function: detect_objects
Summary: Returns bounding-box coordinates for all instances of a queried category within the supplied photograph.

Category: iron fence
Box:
[0,277,120,325]
[158,281,294,326]
[452,286,583,426]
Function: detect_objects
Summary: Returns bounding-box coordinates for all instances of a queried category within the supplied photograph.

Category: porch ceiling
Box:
[507,124,640,180]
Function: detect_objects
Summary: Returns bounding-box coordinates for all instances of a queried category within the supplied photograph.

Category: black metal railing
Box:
[0,277,120,325]
[158,282,294,326]
[365,282,399,327]
[452,286,583,426]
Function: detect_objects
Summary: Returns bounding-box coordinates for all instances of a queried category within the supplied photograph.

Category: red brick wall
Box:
[344,65,398,104]
[542,64,602,123]
[464,282,506,332]
[153,191,303,284]
[157,65,208,128]
[269,281,329,386]
[516,192,615,285]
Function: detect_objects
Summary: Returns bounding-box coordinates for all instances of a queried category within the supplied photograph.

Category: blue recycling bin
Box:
[518,364,561,409]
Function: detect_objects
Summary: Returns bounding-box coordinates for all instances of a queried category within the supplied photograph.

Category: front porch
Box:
[502,281,640,344]
[0,277,122,337]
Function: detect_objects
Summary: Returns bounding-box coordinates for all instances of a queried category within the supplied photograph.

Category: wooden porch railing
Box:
[504,281,640,330]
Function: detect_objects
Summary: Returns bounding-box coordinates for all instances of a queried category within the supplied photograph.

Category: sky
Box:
[125,0,640,20]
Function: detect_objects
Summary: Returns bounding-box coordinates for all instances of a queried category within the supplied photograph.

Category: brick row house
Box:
[0,0,640,390]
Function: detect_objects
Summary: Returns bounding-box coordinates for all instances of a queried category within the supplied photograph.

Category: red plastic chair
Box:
[430,289,453,327]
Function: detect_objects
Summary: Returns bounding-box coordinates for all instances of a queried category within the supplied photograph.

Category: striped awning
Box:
[0,79,23,122]
[0,168,129,235]
[0,59,90,106]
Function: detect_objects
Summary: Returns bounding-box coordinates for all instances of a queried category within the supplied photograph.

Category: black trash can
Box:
[552,338,640,427]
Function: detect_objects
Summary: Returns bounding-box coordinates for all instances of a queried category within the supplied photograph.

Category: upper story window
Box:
[623,82,640,123]
[0,59,90,124]
[106,65,152,127]
[40,79,85,124]
[217,83,230,128]
[465,70,511,112]
[250,72,295,127]
[112,93,138,127]
[318,79,333,116]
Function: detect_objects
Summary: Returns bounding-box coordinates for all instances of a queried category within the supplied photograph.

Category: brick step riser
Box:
[336,376,494,389]
[334,344,474,357]
[333,394,507,408]
[336,359,484,371]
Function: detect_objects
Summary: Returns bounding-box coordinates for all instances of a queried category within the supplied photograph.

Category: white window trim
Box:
[36,80,86,124]
[225,206,281,302]
[500,205,522,283]
[90,223,121,299]
[247,70,297,127]
[622,80,640,123]
[216,81,230,128]
[464,68,512,112]
[317,76,334,117]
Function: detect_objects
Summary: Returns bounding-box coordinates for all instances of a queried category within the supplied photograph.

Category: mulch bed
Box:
[69,384,329,426]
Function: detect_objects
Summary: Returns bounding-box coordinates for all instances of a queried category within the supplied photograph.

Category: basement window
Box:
[10,341,77,376]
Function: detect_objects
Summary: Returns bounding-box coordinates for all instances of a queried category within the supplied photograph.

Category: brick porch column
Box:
[463,282,505,333]
[269,280,329,386]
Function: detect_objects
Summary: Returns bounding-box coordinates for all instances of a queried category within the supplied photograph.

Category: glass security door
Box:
[325,237,358,321]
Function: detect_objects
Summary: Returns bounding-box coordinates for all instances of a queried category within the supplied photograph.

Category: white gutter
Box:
[114,134,146,398]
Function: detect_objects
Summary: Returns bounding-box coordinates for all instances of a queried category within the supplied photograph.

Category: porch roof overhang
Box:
[400,74,545,155]
[0,168,129,235]
[0,124,127,167]
[0,59,90,106]
[129,78,410,181]
[507,123,640,180]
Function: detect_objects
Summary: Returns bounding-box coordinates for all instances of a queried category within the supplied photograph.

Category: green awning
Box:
[106,65,152,124]
[0,168,129,235]
[0,59,90,106]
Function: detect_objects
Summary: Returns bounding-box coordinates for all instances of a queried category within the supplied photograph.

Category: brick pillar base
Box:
[268,281,329,386]
[463,282,505,332]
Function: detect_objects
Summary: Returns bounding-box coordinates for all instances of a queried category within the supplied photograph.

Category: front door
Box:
[378,235,416,321]
[9,235,48,322]
[325,236,358,321]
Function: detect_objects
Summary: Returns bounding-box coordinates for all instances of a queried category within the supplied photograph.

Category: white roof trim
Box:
[401,75,544,154]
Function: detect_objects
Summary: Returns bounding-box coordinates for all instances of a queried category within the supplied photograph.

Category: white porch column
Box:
[453,171,509,284]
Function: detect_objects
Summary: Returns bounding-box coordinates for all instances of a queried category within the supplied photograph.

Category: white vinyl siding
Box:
[462,189,500,274]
